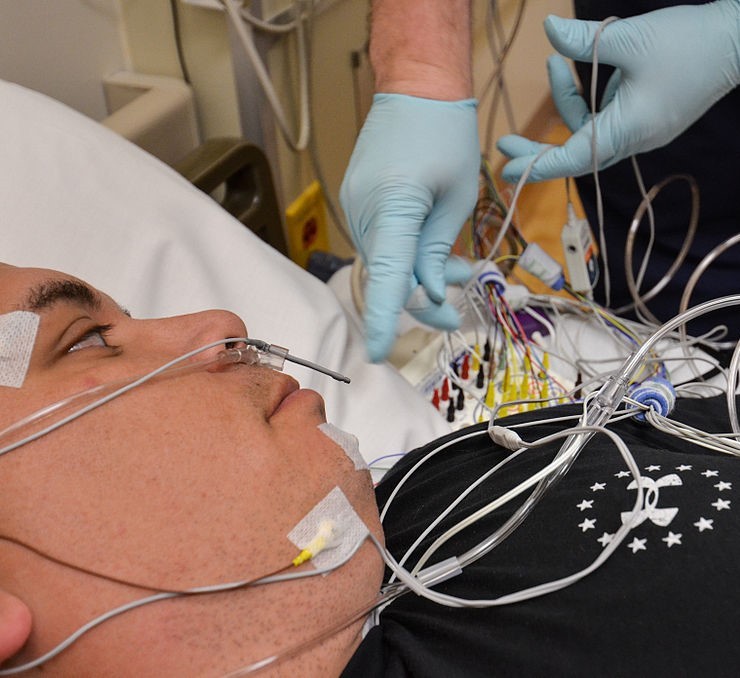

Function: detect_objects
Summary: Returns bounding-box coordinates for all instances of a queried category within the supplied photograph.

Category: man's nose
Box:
[145,310,249,364]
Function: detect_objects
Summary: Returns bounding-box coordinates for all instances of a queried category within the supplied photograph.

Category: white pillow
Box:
[0,79,451,461]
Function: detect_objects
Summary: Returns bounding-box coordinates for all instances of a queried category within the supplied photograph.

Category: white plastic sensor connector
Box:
[488,425,524,451]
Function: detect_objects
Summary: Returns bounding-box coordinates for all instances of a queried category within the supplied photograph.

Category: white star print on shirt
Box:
[590,482,606,492]
[702,470,719,478]
[628,537,647,553]
[712,498,731,511]
[597,532,614,547]
[694,517,714,532]
[676,465,692,471]
[577,500,594,511]
[578,518,596,532]
[662,532,682,547]
[715,481,732,491]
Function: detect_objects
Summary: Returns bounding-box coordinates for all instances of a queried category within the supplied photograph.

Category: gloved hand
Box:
[340,93,480,362]
[497,0,740,183]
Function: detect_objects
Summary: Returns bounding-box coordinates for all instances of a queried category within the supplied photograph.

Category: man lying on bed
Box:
[1,263,739,677]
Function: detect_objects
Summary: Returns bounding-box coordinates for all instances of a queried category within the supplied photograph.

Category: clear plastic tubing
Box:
[0,338,350,457]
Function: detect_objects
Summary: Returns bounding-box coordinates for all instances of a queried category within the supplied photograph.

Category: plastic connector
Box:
[218,344,287,371]
[292,519,341,567]
[517,243,564,291]
[561,204,599,296]
[628,377,676,422]
[488,424,524,450]
[416,556,463,587]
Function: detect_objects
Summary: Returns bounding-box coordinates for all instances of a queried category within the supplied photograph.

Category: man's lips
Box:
[271,386,327,421]
[267,377,301,418]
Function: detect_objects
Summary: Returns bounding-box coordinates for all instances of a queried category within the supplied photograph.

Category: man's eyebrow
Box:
[25,279,104,313]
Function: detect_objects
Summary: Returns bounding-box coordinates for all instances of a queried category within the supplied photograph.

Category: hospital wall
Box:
[0,0,571,258]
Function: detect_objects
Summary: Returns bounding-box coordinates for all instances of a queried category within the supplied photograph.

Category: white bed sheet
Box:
[0,79,451,462]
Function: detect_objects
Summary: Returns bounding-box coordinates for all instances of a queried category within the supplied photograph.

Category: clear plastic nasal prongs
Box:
[219,340,287,371]
[219,338,351,384]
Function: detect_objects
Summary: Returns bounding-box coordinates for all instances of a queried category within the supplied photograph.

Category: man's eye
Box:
[68,325,113,353]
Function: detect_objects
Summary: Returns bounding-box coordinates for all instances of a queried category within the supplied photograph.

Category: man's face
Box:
[0,264,383,676]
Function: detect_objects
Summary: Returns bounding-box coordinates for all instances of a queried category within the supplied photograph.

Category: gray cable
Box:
[622,174,699,323]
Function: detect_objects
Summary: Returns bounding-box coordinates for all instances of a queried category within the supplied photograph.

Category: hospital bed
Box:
[0,77,452,462]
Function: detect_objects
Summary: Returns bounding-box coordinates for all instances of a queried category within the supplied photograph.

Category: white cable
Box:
[645,409,740,457]
[379,429,487,523]
[628,155,657,324]
[589,16,619,307]
[223,0,311,152]
[374,424,642,608]
[239,0,302,33]
[410,423,634,575]
[389,447,526,584]
[458,147,552,303]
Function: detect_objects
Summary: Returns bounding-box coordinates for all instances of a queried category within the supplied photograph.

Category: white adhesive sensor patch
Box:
[318,422,367,470]
[0,312,40,388]
[288,486,369,571]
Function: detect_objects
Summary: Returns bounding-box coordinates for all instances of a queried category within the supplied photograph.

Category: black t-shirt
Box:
[344,396,740,677]
[572,1,740,337]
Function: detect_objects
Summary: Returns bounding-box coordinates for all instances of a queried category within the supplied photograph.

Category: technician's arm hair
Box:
[369,0,473,100]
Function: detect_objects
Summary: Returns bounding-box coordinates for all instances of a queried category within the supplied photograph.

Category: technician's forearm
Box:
[369,0,473,100]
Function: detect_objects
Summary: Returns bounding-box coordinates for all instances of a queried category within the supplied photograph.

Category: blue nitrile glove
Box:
[497,1,740,183]
[340,93,480,362]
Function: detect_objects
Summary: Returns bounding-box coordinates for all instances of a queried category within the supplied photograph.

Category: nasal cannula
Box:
[0,337,350,458]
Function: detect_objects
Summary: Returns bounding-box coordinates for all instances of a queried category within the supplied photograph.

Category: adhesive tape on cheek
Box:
[318,422,367,471]
[288,486,369,571]
[0,312,40,389]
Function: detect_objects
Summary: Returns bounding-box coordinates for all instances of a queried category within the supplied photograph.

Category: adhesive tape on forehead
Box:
[0,311,40,389]
[318,422,367,471]
[288,487,369,571]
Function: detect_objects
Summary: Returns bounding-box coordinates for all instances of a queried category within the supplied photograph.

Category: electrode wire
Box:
[627,156,656,318]
[0,337,349,458]
[548,295,740,487]
[379,428,488,523]
[0,535,369,676]
[410,422,631,576]
[725,340,740,436]
[459,146,553,301]
[672,233,740,385]
[435,298,740,589]
[644,408,740,456]
[223,583,404,677]
[377,425,642,607]
[621,174,700,323]
[588,16,620,308]
[0,338,237,457]
[481,0,527,156]
[387,446,526,585]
